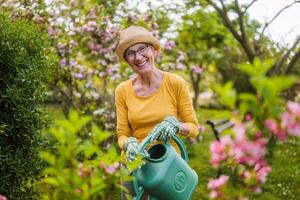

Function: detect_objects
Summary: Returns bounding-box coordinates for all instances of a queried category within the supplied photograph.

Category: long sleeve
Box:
[115,83,131,149]
[175,77,199,137]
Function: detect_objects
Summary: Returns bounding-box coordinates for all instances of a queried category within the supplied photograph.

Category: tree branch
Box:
[285,46,300,74]
[235,0,255,62]
[206,1,242,47]
[260,1,300,37]
[242,0,259,14]
[273,36,300,74]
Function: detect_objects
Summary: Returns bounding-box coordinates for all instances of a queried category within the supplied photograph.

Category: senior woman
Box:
[115,26,199,199]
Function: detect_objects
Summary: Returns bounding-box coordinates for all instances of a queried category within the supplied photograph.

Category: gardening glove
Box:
[149,116,181,142]
[124,137,140,162]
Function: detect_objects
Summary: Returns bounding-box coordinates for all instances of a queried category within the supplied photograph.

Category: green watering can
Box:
[132,134,199,200]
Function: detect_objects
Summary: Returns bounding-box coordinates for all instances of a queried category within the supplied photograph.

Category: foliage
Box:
[0,13,55,199]
[207,58,299,199]
[39,110,124,200]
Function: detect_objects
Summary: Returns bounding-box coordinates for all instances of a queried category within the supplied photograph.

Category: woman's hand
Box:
[124,137,140,162]
[149,116,180,142]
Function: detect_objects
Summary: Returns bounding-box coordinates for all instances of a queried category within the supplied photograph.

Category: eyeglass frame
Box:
[124,44,150,60]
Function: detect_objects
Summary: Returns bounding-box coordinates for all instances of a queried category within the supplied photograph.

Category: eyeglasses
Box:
[125,44,149,60]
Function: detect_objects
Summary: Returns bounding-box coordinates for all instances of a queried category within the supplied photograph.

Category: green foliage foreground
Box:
[0,14,54,199]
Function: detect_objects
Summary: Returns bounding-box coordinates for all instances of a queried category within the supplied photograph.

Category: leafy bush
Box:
[39,110,122,200]
[0,14,54,199]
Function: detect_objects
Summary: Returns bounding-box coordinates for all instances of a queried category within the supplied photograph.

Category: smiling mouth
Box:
[136,60,148,68]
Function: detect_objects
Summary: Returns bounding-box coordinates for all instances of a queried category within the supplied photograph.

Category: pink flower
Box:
[230,137,266,166]
[208,175,229,198]
[99,161,119,174]
[164,41,175,50]
[197,124,205,132]
[176,62,186,70]
[281,111,300,137]
[210,141,227,168]
[191,66,203,74]
[233,122,246,142]
[209,190,218,199]
[287,101,300,116]
[255,164,272,184]
[276,128,288,140]
[254,131,263,139]
[244,113,252,121]
[0,194,7,200]
[48,26,56,37]
[60,58,66,67]
[264,118,278,133]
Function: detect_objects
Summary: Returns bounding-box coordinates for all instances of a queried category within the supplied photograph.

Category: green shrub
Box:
[0,14,54,199]
[39,110,122,200]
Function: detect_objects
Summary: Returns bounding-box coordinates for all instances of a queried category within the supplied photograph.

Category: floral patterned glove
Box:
[149,116,181,142]
[124,137,140,162]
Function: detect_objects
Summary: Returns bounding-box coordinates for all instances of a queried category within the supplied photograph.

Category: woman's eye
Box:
[139,46,146,52]
[127,52,134,57]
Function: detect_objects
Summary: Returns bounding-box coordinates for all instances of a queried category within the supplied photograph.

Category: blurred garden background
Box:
[0,0,300,199]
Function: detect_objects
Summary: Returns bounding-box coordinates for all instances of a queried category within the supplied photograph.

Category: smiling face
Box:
[124,43,158,75]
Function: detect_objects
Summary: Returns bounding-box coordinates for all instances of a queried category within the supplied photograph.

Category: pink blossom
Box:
[57,43,66,50]
[99,161,119,174]
[74,72,84,80]
[191,66,203,74]
[281,111,300,137]
[255,164,272,184]
[209,136,233,168]
[276,128,288,140]
[210,141,226,168]
[0,194,7,200]
[164,41,176,50]
[48,26,56,37]
[264,118,278,133]
[208,175,229,189]
[244,113,252,121]
[197,124,205,132]
[60,58,66,67]
[69,59,77,67]
[287,101,300,116]
[99,71,107,78]
[82,21,97,32]
[254,131,263,140]
[209,190,218,199]
[176,62,186,70]
[233,122,246,141]
[231,138,266,166]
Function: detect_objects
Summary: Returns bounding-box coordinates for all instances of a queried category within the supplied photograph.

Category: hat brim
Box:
[116,34,161,60]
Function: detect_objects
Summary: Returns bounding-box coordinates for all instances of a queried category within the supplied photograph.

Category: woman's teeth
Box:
[136,60,147,67]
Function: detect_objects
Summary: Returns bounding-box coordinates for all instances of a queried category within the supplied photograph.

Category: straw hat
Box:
[116,26,161,59]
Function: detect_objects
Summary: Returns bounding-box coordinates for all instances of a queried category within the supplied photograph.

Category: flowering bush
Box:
[209,58,299,199]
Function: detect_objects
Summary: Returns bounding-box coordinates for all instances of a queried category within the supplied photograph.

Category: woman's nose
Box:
[135,52,144,61]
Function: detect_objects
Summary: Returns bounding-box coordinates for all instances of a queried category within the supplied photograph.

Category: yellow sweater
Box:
[115,71,199,152]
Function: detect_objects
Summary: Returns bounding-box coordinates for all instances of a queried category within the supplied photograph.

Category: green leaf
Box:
[92,124,111,143]
[238,58,274,77]
[75,116,92,134]
[43,177,59,186]
[82,140,98,158]
[39,151,56,165]
[214,81,237,109]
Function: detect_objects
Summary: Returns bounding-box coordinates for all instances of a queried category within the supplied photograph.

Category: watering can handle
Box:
[139,133,189,162]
